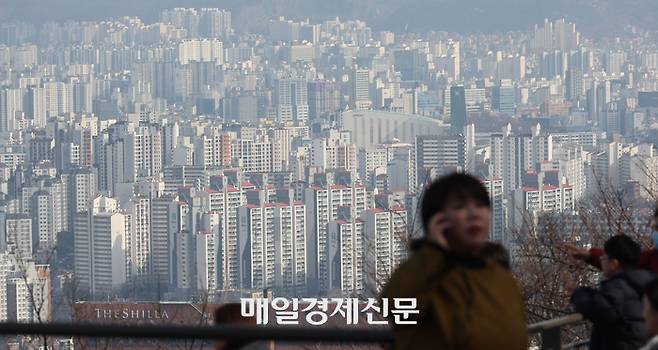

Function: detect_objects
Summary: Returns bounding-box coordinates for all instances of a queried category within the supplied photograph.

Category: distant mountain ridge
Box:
[2,0,657,36]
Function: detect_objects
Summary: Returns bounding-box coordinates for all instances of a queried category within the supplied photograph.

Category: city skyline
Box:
[3,0,658,36]
[0,7,658,349]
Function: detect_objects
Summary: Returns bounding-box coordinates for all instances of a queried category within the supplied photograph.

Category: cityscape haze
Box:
[1,1,658,348]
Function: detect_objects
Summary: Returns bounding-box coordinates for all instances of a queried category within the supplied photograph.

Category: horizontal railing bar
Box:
[527,313,584,334]
[0,314,588,344]
[562,339,590,350]
[0,323,395,342]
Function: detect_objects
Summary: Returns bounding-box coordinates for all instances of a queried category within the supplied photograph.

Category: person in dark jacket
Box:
[567,207,658,273]
[570,235,656,350]
[380,173,527,350]
[641,279,658,350]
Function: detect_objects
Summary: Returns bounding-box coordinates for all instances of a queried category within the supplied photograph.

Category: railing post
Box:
[541,326,561,350]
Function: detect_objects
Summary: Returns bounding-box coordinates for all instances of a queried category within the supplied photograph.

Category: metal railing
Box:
[0,313,588,349]
[0,322,394,343]
[528,313,588,350]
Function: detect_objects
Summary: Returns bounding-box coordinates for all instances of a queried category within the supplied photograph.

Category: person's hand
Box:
[428,213,450,251]
[565,245,591,262]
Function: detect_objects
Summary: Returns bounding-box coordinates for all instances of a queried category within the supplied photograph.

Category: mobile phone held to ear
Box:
[438,215,452,234]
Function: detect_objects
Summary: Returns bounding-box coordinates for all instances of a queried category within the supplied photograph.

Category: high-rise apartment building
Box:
[492,80,516,115]
[352,68,371,109]
[489,125,553,195]
[362,207,407,294]
[308,80,338,120]
[74,205,127,298]
[449,86,466,135]
[237,200,306,294]
[414,134,465,191]
[305,184,367,294]
[275,78,309,124]
[327,219,364,296]
[0,88,22,132]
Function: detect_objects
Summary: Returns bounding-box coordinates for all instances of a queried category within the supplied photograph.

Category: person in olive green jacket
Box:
[380,173,527,350]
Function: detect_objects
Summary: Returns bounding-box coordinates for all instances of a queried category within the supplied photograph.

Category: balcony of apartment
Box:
[0,313,588,350]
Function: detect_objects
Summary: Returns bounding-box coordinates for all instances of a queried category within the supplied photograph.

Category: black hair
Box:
[644,278,658,311]
[653,206,658,218]
[603,235,641,269]
[420,172,491,232]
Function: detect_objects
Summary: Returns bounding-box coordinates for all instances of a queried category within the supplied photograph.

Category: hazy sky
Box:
[1,0,656,35]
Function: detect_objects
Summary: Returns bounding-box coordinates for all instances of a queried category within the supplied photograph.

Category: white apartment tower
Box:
[74,210,127,297]
[0,88,22,132]
[237,201,307,294]
[489,124,552,196]
[198,186,245,290]
[305,184,368,294]
[5,214,33,258]
[483,178,507,244]
[125,196,151,278]
[362,207,408,294]
[128,125,163,181]
[353,68,371,109]
[196,211,220,291]
[327,219,364,296]
[275,78,309,124]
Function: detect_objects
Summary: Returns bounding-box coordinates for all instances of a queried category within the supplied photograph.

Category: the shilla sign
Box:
[74,302,217,325]
[94,307,170,320]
